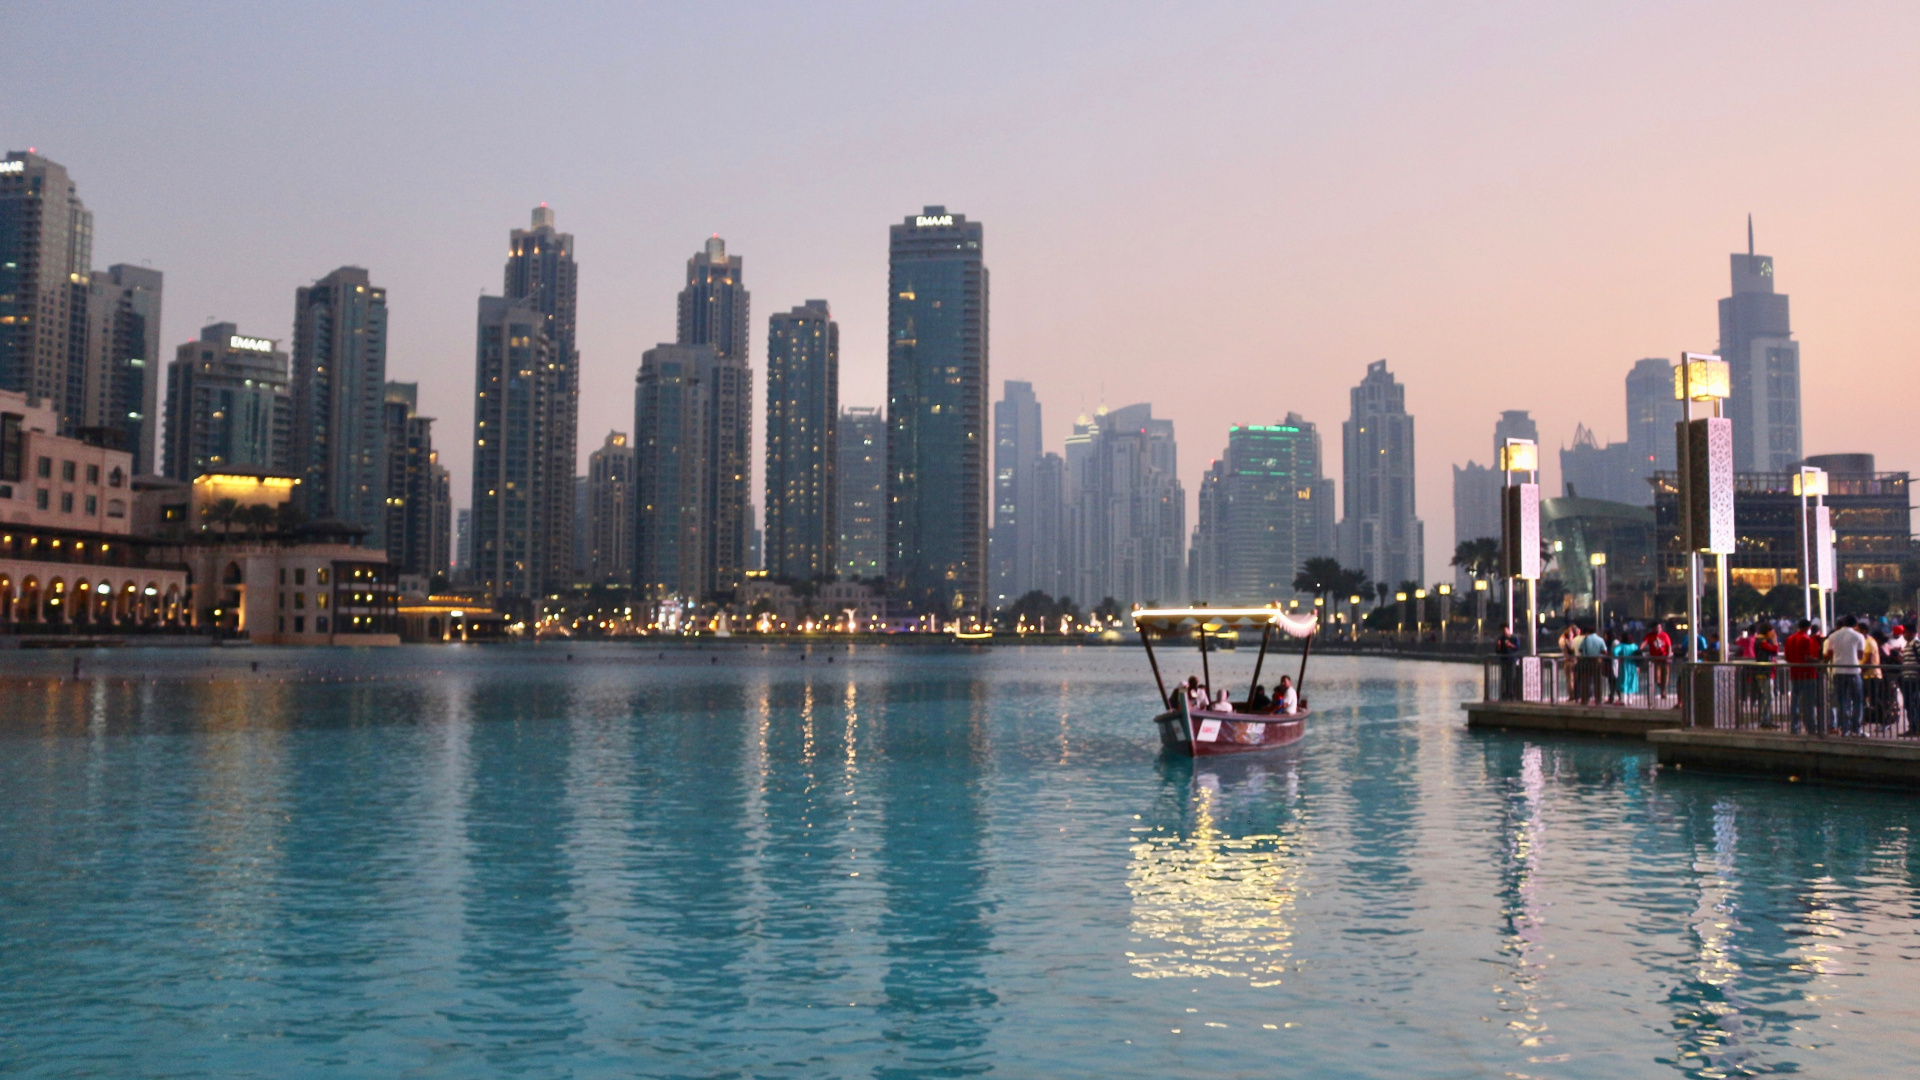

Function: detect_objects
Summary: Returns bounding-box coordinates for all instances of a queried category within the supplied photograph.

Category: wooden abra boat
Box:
[1133,607,1318,757]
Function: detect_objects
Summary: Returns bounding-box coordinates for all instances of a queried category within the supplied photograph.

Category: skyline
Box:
[9,2,1918,583]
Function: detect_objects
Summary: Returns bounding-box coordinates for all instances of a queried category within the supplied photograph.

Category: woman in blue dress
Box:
[1614,636,1641,697]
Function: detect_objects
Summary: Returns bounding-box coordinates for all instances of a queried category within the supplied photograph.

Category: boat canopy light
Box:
[1131,607,1318,639]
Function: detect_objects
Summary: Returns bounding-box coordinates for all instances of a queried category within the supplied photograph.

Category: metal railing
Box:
[1480,654,1680,710]
[1675,661,1920,738]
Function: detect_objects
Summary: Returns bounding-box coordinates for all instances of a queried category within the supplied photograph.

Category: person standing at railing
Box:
[1825,616,1868,737]
[1785,619,1822,735]
[1900,626,1920,736]
[1864,629,1889,731]
[1495,625,1520,701]
[1643,622,1673,701]
[1613,633,1641,699]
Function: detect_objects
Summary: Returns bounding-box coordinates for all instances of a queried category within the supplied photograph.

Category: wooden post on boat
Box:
[1248,621,1273,701]
[1296,624,1316,698]
[1140,628,1168,706]
[1199,627,1212,697]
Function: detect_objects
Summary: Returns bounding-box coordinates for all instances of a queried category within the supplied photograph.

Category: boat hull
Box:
[1154,705,1308,757]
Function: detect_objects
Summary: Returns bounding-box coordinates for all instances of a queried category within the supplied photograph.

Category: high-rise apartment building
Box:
[163,323,290,480]
[835,406,885,581]
[428,455,451,585]
[506,206,579,596]
[991,380,1044,608]
[1339,360,1424,589]
[887,207,989,619]
[468,295,553,598]
[0,152,93,429]
[381,381,438,579]
[1559,424,1639,503]
[587,431,635,586]
[1065,403,1185,608]
[678,236,750,362]
[1189,416,1335,605]
[1720,221,1801,473]
[634,343,715,599]
[454,508,472,583]
[764,300,838,581]
[1031,451,1067,600]
[1453,409,1534,562]
[291,266,388,534]
[81,264,163,473]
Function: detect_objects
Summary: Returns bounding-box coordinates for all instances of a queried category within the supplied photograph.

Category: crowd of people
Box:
[1170,674,1302,716]
[1492,612,1920,736]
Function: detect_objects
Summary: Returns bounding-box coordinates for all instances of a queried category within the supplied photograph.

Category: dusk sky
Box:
[9,1,1917,581]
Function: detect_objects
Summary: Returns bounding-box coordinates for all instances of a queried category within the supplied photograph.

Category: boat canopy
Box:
[1131,607,1318,640]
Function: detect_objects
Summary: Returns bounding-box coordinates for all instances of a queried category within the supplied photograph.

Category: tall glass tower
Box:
[291,266,387,534]
[764,300,838,581]
[992,380,1043,609]
[1719,219,1801,473]
[1338,359,1424,589]
[505,206,579,594]
[887,206,988,620]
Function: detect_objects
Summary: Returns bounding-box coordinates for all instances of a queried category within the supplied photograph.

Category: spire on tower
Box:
[1747,214,1754,257]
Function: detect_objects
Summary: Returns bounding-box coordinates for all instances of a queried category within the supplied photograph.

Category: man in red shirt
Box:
[1784,619,1822,734]
[1644,622,1673,701]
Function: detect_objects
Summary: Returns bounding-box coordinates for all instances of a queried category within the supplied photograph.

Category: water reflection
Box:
[1127,755,1306,986]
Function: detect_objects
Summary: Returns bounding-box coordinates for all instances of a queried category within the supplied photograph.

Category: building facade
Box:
[381,381,439,580]
[505,206,579,596]
[835,406,884,581]
[1720,222,1802,473]
[163,323,290,481]
[764,300,838,581]
[586,430,635,586]
[468,296,553,598]
[0,152,93,430]
[991,379,1044,608]
[81,264,163,474]
[1189,416,1334,606]
[1624,357,1680,489]
[634,343,714,599]
[887,207,988,619]
[1339,359,1424,590]
[290,266,388,535]
[1065,403,1185,609]
[678,236,750,362]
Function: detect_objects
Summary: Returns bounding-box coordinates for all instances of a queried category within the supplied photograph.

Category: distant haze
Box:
[8,1,1916,581]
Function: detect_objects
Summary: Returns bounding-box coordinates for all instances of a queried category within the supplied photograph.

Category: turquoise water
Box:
[3,644,1918,1078]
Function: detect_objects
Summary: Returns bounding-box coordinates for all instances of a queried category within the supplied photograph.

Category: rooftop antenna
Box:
[1747,214,1754,257]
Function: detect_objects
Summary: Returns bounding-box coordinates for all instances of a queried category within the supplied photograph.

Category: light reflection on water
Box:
[2,644,1920,1078]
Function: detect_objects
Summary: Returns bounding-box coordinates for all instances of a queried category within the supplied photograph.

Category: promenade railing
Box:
[1674,661,1920,739]
[1479,654,1677,710]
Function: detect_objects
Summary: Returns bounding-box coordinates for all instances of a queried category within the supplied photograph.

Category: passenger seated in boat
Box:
[1275,676,1299,714]
[1212,688,1234,712]
[1183,676,1208,711]
[1246,684,1273,712]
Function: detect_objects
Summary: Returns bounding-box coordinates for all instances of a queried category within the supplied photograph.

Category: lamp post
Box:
[1396,591,1408,637]
[1794,466,1828,626]
[1675,353,1733,663]
[1589,551,1607,631]
[1473,577,1488,641]
[1349,594,1362,642]
[1500,438,1541,657]
[1414,588,1428,638]
[1437,582,1452,643]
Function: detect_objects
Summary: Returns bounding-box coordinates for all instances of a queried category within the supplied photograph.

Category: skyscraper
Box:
[836,406,885,581]
[1031,451,1067,600]
[587,430,635,586]
[428,455,451,585]
[1453,409,1536,555]
[291,266,388,533]
[381,381,438,579]
[634,343,715,598]
[764,300,838,581]
[81,264,163,473]
[505,206,579,596]
[1719,219,1801,472]
[468,295,553,598]
[887,206,989,619]
[1558,423,1638,502]
[163,323,290,480]
[1189,416,1335,605]
[678,236,750,362]
[1065,403,1185,608]
[991,380,1044,608]
[1339,360,1424,589]
[1,152,93,428]
[1624,357,1680,485]
[455,508,472,583]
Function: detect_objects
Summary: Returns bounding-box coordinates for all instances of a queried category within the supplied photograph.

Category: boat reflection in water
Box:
[1126,753,1309,987]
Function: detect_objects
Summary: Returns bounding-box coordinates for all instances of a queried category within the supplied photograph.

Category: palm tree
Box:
[243,503,276,536]
[1451,537,1501,580]
[1292,556,1344,602]
[203,498,241,539]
